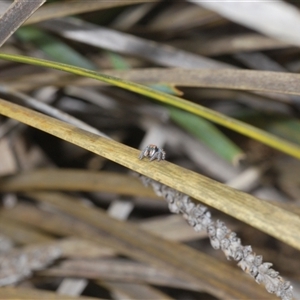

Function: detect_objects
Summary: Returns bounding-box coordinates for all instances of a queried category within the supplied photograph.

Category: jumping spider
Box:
[139,144,166,162]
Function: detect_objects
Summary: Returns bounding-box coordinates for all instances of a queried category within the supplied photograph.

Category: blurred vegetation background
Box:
[0,1,300,299]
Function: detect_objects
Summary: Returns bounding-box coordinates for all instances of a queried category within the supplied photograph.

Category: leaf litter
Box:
[0,1,300,299]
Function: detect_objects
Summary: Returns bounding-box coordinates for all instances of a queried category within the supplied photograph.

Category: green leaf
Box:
[237,111,300,146]
[16,27,96,70]
[105,51,130,70]
[149,83,183,96]
[169,107,244,164]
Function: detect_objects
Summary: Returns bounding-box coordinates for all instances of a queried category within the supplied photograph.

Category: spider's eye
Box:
[149,148,157,156]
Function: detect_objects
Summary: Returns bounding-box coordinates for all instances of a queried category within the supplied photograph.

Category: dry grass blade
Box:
[3,204,205,292]
[24,192,274,300]
[234,52,287,72]
[0,214,115,258]
[193,1,300,46]
[139,215,203,242]
[0,216,53,245]
[1,2,299,298]
[0,243,61,286]
[7,67,300,97]
[0,87,108,137]
[0,98,299,253]
[0,286,99,299]
[1,203,199,245]
[100,282,174,300]
[0,169,158,199]
[42,258,200,293]
[145,4,222,33]
[0,0,45,47]
[1,205,113,264]
[193,34,289,56]
[25,0,155,25]
[39,18,231,69]
[102,68,300,95]
[1,53,299,161]
[3,193,282,296]
[1,202,100,240]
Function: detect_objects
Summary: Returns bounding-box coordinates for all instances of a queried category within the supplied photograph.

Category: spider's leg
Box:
[156,152,162,161]
[150,151,159,161]
[139,152,146,160]
[139,147,148,160]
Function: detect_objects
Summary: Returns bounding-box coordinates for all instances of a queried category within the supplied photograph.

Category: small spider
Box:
[139,144,166,161]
